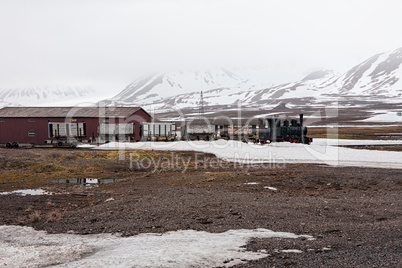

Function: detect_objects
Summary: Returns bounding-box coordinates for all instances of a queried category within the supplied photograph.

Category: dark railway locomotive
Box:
[175,113,312,145]
[257,114,312,144]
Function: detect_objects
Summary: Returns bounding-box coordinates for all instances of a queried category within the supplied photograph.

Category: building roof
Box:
[0,107,148,118]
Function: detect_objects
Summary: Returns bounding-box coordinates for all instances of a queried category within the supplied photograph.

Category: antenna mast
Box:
[199,91,204,118]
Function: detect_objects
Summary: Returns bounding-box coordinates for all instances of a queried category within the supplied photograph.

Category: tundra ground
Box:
[0,147,401,267]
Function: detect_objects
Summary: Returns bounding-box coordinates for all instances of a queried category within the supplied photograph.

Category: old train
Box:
[3,114,311,148]
[139,114,312,145]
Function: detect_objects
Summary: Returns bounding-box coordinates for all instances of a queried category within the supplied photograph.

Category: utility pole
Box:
[199,91,204,118]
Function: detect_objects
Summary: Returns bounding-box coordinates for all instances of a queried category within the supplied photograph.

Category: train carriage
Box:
[140,122,177,141]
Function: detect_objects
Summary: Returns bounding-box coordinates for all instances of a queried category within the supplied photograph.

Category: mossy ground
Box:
[308,126,402,140]
[1,125,401,190]
[0,149,210,191]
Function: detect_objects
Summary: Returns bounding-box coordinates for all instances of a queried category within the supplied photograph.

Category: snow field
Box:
[0,226,313,268]
[87,139,402,169]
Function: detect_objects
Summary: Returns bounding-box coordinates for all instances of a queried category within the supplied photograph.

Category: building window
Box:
[28,118,35,122]
[0,119,5,122]
[28,131,36,136]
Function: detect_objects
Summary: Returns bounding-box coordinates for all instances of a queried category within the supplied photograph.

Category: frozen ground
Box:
[0,226,313,268]
[81,139,402,169]
[361,110,402,122]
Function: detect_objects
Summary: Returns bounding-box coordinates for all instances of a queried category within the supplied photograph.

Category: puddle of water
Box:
[54,178,120,184]
[85,178,99,184]
[0,189,52,196]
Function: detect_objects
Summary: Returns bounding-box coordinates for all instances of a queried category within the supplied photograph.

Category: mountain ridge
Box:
[102,47,402,111]
[0,86,96,108]
[1,48,401,111]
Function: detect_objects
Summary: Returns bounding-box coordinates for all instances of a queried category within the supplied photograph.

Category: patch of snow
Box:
[264,186,278,191]
[77,144,97,149]
[309,124,402,128]
[361,111,402,122]
[186,111,216,116]
[281,249,303,253]
[244,182,259,185]
[0,226,313,268]
[91,139,402,169]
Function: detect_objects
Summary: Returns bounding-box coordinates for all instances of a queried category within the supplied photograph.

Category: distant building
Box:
[0,106,152,147]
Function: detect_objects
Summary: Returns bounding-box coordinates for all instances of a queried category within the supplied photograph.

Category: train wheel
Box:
[12,142,19,148]
[57,142,63,147]
[6,142,12,148]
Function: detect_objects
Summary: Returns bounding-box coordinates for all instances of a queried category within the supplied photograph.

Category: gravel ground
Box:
[1,158,402,267]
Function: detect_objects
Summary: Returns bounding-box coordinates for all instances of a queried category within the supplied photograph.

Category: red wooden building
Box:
[0,107,152,147]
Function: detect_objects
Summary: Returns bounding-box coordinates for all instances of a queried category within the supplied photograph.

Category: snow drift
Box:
[0,226,313,268]
[89,139,402,169]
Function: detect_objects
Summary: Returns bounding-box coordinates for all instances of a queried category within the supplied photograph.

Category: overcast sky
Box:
[1,0,402,94]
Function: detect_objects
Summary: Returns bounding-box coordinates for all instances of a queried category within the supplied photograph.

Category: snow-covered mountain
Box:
[102,69,260,106]
[103,47,402,111]
[238,47,402,106]
[106,48,402,109]
[0,86,96,108]
[334,48,402,95]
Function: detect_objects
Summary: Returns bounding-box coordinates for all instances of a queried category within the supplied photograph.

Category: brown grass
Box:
[29,210,41,223]
[308,126,402,140]
[46,209,64,223]
[0,148,202,190]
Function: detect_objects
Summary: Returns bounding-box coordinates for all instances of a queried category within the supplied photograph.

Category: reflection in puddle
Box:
[0,189,52,196]
[0,179,121,196]
[85,178,98,184]
[54,178,119,184]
